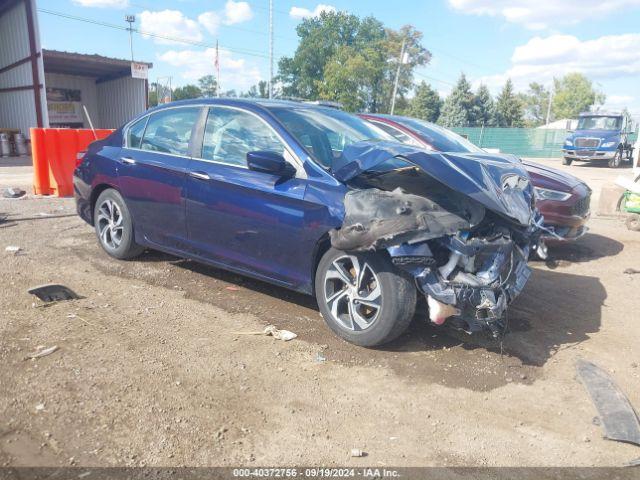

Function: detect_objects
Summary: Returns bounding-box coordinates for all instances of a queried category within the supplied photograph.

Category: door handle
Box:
[189,171,210,180]
[120,156,136,165]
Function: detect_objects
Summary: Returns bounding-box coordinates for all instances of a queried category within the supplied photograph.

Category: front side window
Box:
[127,117,147,149]
[369,120,423,148]
[393,117,484,153]
[140,107,200,155]
[267,106,394,170]
[201,107,286,167]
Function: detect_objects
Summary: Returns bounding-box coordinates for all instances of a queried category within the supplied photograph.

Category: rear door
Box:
[118,106,201,249]
[184,105,315,288]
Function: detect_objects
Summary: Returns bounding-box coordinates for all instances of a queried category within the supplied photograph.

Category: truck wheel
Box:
[608,149,623,168]
[626,214,640,232]
[315,248,416,347]
[562,157,573,166]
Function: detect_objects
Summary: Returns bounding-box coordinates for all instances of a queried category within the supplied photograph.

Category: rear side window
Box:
[140,107,200,155]
[127,117,147,149]
[201,107,285,167]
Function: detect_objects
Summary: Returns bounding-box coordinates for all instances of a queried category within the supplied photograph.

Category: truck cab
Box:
[562,112,635,168]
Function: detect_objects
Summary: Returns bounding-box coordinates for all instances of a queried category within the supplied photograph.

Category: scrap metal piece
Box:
[576,359,640,446]
[28,284,80,303]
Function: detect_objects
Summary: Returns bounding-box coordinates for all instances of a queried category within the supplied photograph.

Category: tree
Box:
[521,82,551,126]
[439,73,474,127]
[552,73,605,119]
[407,81,441,122]
[277,11,430,112]
[198,75,218,98]
[494,79,524,127]
[244,80,269,98]
[471,84,494,126]
[172,84,202,100]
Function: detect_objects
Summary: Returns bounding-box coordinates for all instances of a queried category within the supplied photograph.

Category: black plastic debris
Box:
[3,187,26,199]
[28,284,80,303]
[576,359,640,447]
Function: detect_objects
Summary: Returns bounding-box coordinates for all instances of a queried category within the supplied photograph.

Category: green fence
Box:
[450,127,568,158]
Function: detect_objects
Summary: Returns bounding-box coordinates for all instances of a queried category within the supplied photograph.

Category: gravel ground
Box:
[0,159,639,467]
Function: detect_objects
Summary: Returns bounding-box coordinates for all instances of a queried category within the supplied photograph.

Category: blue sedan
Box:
[75,99,541,346]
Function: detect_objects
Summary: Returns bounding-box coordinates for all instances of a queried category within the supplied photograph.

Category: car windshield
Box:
[391,116,484,153]
[577,116,622,131]
[267,106,394,171]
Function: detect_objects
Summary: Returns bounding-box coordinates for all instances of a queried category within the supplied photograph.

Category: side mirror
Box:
[246,151,296,177]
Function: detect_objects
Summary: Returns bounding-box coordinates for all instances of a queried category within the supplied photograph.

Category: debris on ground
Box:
[35,403,45,412]
[232,325,297,341]
[315,352,327,363]
[5,245,21,254]
[24,345,59,360]
[225,286,240,291]
[624,268,640,275]
[28,284,80,303]
[576,359,640,447]
[3,187,26,198]
[350,448,366,457]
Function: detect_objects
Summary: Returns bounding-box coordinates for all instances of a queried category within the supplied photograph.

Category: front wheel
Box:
[608,149,623,168]
[315,248,416,347]
[562,157,573,166]
[93,189,144,260]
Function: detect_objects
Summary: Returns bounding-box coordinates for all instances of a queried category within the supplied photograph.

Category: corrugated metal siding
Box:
[97,77,147,128]
[0,1,30,68]
[44,73,101,128]
[0,0,45,136]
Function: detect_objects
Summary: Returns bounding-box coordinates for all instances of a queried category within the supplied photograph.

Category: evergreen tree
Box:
[471,84,495,126]
[438,73,474,127]
[494,79,524,127]
[408,81,442,122]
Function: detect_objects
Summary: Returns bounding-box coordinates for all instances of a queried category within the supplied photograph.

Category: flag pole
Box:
[216,40,221,97]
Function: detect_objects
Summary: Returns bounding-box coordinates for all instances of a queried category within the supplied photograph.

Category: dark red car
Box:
[359,114,591,243]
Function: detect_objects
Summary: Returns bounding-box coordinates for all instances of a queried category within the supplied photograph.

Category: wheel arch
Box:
[310,232,332,297]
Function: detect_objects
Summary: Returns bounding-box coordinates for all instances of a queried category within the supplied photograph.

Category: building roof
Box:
[42,49,152,82]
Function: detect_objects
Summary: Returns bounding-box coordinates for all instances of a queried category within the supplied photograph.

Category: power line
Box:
[37,8,287,60]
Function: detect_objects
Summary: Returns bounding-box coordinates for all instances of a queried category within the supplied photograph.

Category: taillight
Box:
[75,151,87,168]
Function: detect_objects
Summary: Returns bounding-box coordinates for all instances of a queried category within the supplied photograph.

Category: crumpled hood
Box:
[334,141,536,226]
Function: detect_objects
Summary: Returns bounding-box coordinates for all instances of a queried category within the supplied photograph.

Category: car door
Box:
[118,106,201,249]
[184,105,317,288]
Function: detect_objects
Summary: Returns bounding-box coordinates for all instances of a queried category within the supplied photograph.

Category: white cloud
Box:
[158,48,261,91]
[289,4,337,19]
[139,10,203,45]
[223,0,253,25]
[475,33,640,91]
[198,11,222,35]
[448,0,640,29]
[72,0,129,7]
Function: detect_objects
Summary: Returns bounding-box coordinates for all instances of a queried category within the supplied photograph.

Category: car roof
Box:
[148,97,341,114]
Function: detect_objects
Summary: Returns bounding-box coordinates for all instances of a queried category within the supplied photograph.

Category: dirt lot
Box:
[1,159,639,467]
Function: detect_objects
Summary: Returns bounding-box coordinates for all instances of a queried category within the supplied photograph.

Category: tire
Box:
[315,248,416,347]
[93,189,144,260]
[562,157,573,166]
[608,149,623,168]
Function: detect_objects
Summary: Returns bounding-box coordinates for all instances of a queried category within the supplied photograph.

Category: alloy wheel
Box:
[323,254,382,331]
[97,199,124,250]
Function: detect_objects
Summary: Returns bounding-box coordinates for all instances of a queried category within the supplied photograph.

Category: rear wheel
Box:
[608,149,623,168]
[315,248,416,347]
[93,189,144,260]
[562,157,573,166]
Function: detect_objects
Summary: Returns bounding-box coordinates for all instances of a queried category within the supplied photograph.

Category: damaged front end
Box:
[329,142,543,337]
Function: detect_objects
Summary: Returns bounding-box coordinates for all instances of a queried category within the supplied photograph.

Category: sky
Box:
[37,0,640,116]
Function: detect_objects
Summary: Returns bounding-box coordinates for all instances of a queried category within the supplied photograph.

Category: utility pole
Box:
[268,0,274,99]
[545,83,554,126]
[390,38,406,115]
[125,14,136,62]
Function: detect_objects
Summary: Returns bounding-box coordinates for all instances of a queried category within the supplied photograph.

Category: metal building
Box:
[0,0,151,138]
